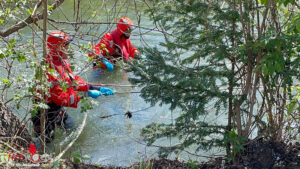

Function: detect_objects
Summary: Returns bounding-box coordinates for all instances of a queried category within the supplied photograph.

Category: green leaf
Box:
[146,162,153,169]
[17,52,26,63]
[258,0,268,5]
[8,39,15,49]
[49,68,55,72]
[27,9,33,15]
[229,130,238,138]
[72,151,82,164]
[17,75,21,82]
[30,109,38,118]
[267,62,274,75]
[283,0,293,6]
[61,82,68,92]
[47,5,54,11]
[70,65,75,71]
[0,49,4,58]
[1,78,11,87]
[296,19,300,32]
[100,43,106,48]
[91,10,97,17]
[262,65,268,76]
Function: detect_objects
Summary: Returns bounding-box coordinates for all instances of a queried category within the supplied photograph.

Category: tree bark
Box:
[40,0,48,154]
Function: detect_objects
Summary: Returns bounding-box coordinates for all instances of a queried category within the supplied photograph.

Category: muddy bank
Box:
[0,102,299,168]
[66,139,299,169]
[0,101,32,148]
[66,158,199,169]
[233,139,300,169]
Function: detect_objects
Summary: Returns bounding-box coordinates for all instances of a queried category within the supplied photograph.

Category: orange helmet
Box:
[117,17,135,33]
[47,31,72,50]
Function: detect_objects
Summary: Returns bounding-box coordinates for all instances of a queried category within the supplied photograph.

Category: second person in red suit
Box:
[89,17,139,71]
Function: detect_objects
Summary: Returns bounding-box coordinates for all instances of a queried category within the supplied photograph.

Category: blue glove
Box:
[88,90,102,98]
[102,59,114,72]
[99,87,114,96]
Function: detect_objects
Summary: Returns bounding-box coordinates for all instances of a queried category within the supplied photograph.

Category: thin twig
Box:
[0,0,65,37]
[47,19,173,35]
[89,83,137,87]
[0,140,26,157]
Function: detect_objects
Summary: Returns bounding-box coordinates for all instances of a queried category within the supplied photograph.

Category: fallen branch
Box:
[53,111,88,161]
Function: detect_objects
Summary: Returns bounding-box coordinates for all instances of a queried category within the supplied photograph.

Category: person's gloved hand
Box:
[100,87,114,96]
[102,58,114,72]
[88,90,102,98]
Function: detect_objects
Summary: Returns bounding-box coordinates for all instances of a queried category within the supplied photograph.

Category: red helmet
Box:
[47,31,72,50]
[117,17,135,33]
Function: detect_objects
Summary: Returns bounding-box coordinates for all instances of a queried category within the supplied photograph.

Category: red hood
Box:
[47,31,70,61]
[117,17,134,33]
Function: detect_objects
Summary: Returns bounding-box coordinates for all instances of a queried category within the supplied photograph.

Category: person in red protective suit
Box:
[89,17,139,71]
[32,31,114,143]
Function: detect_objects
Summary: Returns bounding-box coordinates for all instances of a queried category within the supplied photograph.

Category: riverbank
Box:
[2,141,297,168]
[67,139,299,169]
[0,103,299,168]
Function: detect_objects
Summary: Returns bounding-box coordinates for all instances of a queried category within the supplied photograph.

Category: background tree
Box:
[129,0,300,160]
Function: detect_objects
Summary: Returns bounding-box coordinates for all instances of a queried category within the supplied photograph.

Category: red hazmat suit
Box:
[46,31,89,108]
[89,17,138,70]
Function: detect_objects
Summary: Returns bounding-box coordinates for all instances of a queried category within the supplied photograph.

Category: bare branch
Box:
[0,0,65,38]
[295,2,300,10]
[47,19,173,35]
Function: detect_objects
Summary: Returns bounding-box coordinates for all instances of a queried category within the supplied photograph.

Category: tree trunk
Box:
[40,0,48,154]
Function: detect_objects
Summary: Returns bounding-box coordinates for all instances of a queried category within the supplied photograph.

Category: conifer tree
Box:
[129,0,300,159]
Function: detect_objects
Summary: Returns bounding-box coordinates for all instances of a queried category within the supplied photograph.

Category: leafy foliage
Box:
[129,0,300,159]
[0,0,35,25]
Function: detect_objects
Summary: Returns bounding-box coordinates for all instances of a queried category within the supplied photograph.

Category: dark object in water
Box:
[125,111,132,118]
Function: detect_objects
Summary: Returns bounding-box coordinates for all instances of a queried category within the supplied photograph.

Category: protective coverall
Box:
[32,31,114,142]
[89,17,139,71]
